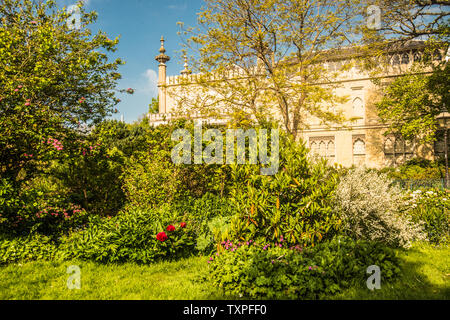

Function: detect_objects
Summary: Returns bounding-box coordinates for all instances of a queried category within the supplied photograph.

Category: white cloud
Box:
[142,69,158,96]
[167,3,187,10]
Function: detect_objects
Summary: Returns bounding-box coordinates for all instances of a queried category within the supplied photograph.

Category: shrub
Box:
[334,167,426,248]
[407,189,450,244]
[0,177,89,237]
[380,159,444,181]
[171,193,234,253]
[122,121,235,210]
[202,236,400,299]
[0,234,59,265]
[229,134,340,246]
[59,207,196,264]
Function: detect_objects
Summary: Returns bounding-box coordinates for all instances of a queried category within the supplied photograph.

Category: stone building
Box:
[149,36,446,169]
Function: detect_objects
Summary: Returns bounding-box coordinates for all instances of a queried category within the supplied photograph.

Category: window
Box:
[392,54,400,65]
[433,49,442,61]
[413,51,422,62]
[353,136,366,166]
[309,136,335,162]
[352,97,364,125]
[384,135,415,166]
[434,130,450,158]
[353,139,365,155]
[401,53,410,65]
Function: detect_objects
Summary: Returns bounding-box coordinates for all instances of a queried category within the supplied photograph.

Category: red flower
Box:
[156,232,168,242]
[166,225,176,232]
[180,222,187,228]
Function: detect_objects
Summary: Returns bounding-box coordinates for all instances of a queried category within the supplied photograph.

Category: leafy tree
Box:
[178,0,365,138]
[149,97,159,114]
[0,0,124,184]
[375,63,449,143]
[360,0,450,143]
[360,0,449,45]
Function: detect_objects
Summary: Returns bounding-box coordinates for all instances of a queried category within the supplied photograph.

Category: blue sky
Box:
[57,0,205,123]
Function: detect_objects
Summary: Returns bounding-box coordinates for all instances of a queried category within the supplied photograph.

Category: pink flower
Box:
[14,89,19,92]
[30,21,37,25]
[25,102,30,106]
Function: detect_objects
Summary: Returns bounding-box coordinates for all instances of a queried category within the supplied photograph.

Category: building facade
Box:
[149,37,445,169]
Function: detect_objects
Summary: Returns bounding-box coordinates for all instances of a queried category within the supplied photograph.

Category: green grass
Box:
[331,242,450,300]
[0,255,223,300]
[0,243,448,300]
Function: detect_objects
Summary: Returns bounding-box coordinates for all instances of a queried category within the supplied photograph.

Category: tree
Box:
[361,0,449,45]
[361,0,449,143]
[149,97,159,114]
[0,0,124,183]
[178,0,364,138]
[375,64,448,143]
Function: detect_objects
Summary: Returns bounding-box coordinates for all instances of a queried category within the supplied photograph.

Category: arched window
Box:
[413,51,422,62]
[384,138,394,154]
[352,97,364,124]
[310,141,318,155]
[319,141,327,157]
[353,139,365,155]
[392,54,400,65]
[433,49,442,61]
[401,53,410,64]
[327,140,335,157]
[309,137,336,161]
[353,138,366,166]
[384,135,415,166]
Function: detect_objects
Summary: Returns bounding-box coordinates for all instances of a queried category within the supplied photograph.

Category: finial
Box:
[159,36,166,54]
[181,53,191,75]
[155,36,170,65]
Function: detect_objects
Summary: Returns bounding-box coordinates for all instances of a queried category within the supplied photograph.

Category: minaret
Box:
[155,36,170,114]
[181,53,192,76]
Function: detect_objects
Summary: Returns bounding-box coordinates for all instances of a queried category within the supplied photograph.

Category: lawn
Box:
[0,242,448,300]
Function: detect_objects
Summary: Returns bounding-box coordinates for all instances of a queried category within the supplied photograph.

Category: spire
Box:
[181,53,191,75]
[155,36,170,65]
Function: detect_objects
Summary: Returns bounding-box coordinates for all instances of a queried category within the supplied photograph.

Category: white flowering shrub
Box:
[334,167,426,248]
[406,189,450,244]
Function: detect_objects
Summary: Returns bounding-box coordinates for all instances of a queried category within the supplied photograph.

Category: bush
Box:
[380,159,444,181]
[334,167,426,248]
[59,207,196,264]
[0,177,88,237]
[229,134,340,246]
[0,234,59,265]
[202,236,400,299]
[407,189,450,244]
[171,193,234,253]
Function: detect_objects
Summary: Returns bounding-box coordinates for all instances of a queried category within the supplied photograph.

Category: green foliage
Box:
[59,207,196,264]
[375,46,449,144]
[380,158,444,182]
[202,236,400,299]
[149,97,159,114]
[171,193,234,252]
[122,122,234,209]
[50,138,126,217]
[0,176,88,236]
[0,0,124,183]
[229,134,340,246]
[407,189,450,244]
[0,234,59,265]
